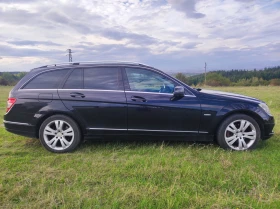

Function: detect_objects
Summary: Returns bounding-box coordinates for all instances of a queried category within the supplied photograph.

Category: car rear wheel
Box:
[217,114,261,151]
[39,115,81,153]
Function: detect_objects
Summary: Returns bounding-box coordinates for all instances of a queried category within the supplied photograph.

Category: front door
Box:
[123,67,201,136]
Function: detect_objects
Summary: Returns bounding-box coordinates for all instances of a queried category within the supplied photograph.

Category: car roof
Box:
[30,61,156,73]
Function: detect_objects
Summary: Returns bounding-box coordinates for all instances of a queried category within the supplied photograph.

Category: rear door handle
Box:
[131,96,147,102]
[70,92,85,98]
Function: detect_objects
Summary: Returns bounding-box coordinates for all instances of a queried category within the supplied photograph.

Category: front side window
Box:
[125,68,176,93]
[23,69,69,89]
[84,67,121,90]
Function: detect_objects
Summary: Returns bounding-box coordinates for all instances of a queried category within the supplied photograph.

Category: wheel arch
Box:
[35,111,86,139]
[214,110,265,140]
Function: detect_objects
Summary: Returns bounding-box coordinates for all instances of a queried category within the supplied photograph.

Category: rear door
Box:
[58,67,127,135]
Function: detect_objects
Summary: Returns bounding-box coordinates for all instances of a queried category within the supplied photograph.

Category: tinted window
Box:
[84,68,121,90]
[63,69,83,89]
[125,68,176,93]
[23,69,69,89]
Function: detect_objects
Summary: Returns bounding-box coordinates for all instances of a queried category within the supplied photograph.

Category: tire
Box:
[39,115,81,153]
[217,114,261,151]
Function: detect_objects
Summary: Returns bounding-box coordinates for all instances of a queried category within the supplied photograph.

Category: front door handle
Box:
[70,92,85,98]
[131,96,147,102]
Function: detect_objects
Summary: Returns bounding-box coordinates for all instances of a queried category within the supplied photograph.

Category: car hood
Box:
[199,89,262,103]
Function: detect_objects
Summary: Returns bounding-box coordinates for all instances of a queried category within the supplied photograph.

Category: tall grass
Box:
[0,86,279,208]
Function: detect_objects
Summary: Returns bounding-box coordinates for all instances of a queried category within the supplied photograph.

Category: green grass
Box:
[0,86,279,209]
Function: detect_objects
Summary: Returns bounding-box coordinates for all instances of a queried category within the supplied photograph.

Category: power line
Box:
[66,49,73,62]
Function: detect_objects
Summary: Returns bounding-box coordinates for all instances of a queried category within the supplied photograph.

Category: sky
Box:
[0,0,279,73]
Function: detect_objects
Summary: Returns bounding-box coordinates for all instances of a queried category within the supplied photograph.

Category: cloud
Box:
[181,42,201,49]
[43,8,100,34]
[0,0,39,3]
[100,28,159,45]
[0,44,63,57]
[0,5,102,35]
[0,0,279,72]
[168,0,205,18]
[234,0,255,2]
[45,11,70,25]
[8,40,62,46]
[0,8,39,25]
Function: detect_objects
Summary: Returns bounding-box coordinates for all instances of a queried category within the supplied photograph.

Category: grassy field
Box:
[0,86,279,209]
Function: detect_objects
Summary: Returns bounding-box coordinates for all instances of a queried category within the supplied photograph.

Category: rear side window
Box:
[84,67,121,90]
[23,69,69,89]
[63,69,83,89]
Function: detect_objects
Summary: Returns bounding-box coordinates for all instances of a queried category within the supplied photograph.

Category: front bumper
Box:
[262,116,275,140]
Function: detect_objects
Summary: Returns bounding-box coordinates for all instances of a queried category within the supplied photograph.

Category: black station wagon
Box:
[4,62,274,153]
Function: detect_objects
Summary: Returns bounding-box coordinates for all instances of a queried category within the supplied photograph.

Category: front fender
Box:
[206,102,268,135]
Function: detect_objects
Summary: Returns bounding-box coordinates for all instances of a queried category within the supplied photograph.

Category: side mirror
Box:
[173,86,185,97]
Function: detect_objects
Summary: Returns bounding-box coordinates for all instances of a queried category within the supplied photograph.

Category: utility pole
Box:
[67,49,73,62]
[204,62,207,86]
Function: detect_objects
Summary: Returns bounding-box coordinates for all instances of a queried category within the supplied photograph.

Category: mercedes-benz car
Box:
[3,62,274,153]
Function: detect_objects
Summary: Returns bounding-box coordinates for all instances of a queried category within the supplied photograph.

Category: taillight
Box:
[6,98,17,113]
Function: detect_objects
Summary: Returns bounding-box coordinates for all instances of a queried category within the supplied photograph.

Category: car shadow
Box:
[78,136,219,151]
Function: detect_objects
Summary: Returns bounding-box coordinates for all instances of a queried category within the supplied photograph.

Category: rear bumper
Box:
[3,120,37,138]
[262,116,275,140]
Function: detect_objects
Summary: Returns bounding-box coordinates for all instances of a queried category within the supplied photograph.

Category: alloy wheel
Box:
[224,119,257,150]
[43,120,74,151]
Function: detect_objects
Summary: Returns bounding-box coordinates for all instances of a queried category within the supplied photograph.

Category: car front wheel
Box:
[39,115,81,153]
[217,114,261,151]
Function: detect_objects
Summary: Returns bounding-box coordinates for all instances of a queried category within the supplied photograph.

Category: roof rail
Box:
[34,61,150,69]
[75,61,148,66]
[33,62,75,70]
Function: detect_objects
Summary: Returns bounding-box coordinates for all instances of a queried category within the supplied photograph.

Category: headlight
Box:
[259,103,271,115]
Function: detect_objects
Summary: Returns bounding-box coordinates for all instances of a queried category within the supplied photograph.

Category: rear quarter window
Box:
[23,69,69,89]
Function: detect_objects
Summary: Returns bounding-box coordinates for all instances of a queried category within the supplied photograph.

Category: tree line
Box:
[175,66,280,86]
[1,66,280,86]
[0,72,27,86]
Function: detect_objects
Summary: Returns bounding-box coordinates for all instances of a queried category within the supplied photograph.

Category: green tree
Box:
[206,73,231,86]
[175,73,187,83]
[270,79,280,86]
[0,76,8,86]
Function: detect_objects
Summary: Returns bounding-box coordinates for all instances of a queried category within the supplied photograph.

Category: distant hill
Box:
[175,66,280,86]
